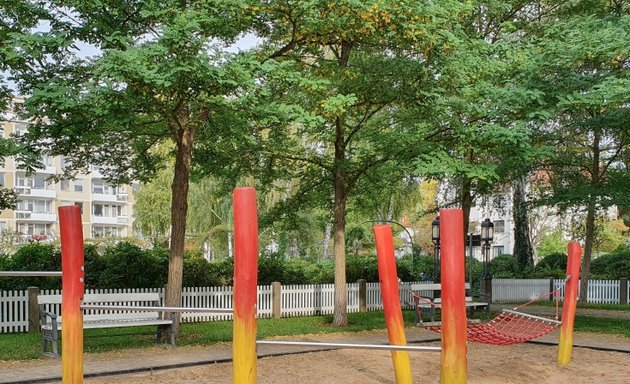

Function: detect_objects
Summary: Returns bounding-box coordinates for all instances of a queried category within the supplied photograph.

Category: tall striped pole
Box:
[373,225,412,384]
[59,206,85,384]
[439,209,467,384]
[232,187,259,384]
[557,242,582,366]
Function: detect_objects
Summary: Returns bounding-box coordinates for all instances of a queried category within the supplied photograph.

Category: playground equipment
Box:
[0,206,233,384]
[1,190,580,384]
[412,242,581,348]
[232,188,439,384]
[0,271,62,277]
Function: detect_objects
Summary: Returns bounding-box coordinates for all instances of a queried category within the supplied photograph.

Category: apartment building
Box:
[0,101,135,241]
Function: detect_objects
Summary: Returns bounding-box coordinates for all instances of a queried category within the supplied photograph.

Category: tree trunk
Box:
[332,178,348,326]
[512,175,534,268]
[579,131,601,304]
[461,177,473,237]
[461,149,474,236]
[332,116,348,325]
[331,42,352,327]
[164,124,196,338]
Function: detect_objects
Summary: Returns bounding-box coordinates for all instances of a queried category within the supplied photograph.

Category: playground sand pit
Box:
[82,331,630,384]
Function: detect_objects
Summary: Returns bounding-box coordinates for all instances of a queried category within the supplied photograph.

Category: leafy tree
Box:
[10,1,255,336]
[527,3,630,302]
[222,0,471,326]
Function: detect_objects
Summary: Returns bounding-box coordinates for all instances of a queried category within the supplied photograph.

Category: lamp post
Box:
[480,218,494,298]
[431,217,440,283]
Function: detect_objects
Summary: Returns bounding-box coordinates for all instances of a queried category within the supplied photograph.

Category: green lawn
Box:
[1,310,628,361]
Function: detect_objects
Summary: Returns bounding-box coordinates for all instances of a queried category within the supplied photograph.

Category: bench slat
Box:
[42,318,173,331]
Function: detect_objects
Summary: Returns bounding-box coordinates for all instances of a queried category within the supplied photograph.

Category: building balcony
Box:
[91,193,118,202]
[92,216,124,225]
[16,187,56,199]
[116,194,128,202]
[14,211,57,222]
[34,165,57,175]
[116,216,129,224]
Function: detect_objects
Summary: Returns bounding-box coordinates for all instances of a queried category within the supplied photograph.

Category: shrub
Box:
[489,254,521,278]
[4,243,61,290]
[183,251,213,287]
[346,254,378,282]
[207,257,234,286]
[591,248,630,279]
[532,252,567,278]
[97,242,166,288]
[258,253,287,285]
[304,259,334,284]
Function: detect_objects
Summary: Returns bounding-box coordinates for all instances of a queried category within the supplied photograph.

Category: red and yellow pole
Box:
[59,206,85,384]
[373,225,412,384]
[232,187,259,384]
[439,209,467,384]
[557,242,582,366]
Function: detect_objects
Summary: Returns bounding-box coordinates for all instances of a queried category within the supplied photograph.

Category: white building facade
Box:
[0,100,136,242]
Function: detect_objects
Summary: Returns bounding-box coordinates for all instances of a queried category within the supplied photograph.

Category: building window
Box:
[13,122,28,136]
[74,202,83,214]
[0,221,7,233]
[92,179,104,194]
[17,174,48,190]
[92,203,123,217]
[60,179,70,191]
[74,179,83,192]
[92,226,120,238]
[492,246,505,257]
[494,220,505,234]
[17,199,52,214]
[18,223,51,235]
[0,172,4,187]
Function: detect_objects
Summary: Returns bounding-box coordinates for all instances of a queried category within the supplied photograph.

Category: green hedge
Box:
[1,242,629,291]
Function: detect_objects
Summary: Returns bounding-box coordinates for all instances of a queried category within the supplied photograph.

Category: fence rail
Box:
[0,279,627,333]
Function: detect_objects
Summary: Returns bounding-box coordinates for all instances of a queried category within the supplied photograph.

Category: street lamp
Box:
[480,218,494,279]
[431,217,440,283]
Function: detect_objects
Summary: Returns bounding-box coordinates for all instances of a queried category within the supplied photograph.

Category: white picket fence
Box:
[492,279,624,304]
[1,279,628,333]
[0,290,28,333]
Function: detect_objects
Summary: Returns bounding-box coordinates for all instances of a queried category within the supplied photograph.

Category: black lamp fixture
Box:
[431,217,440,244]
[480,218,494,280]
[480,218,494,244]
[431,216,440,283]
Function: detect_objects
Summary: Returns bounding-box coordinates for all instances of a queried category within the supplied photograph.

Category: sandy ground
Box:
[80,333,630,384]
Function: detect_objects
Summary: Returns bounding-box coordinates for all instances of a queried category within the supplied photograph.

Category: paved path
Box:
[1,326,629,384]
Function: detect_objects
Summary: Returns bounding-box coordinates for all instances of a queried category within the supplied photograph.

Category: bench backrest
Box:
[38,292,163,322]
[410,283,472,297]
[411,283,473,304]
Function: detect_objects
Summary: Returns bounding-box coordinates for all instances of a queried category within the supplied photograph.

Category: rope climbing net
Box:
[418,277,569,345]
[425,309,561,345]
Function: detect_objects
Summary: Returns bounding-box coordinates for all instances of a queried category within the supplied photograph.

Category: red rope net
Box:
[425,310,561,345]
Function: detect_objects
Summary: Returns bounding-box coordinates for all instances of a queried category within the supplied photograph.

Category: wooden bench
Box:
[38,292,174,357]
[410,283,490,325]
